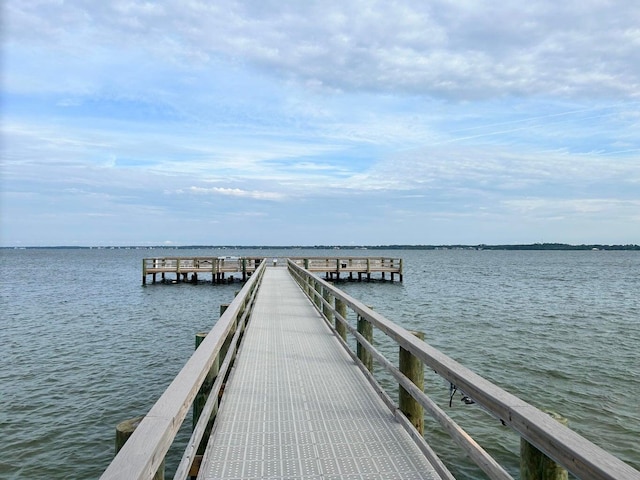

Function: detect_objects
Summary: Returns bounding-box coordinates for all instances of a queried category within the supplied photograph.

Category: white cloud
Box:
[3,0,640,245]
[6,1,640,99]
[503,198,640,221]
[184,186,287,201]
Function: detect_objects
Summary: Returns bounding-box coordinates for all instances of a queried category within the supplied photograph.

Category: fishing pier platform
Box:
[142,256,403,285]
[106,259,639,480]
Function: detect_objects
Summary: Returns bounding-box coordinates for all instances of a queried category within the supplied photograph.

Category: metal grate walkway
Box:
[198,267,441,480]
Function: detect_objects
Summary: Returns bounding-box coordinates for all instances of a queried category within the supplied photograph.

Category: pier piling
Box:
[521,411,569,480]
[399,331,425,435]
[357,312,373,372]
[115,416,164,480]
[335,298,347,341]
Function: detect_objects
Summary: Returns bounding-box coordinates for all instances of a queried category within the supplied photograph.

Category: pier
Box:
[105,259,639,480]
[142,256,403,285]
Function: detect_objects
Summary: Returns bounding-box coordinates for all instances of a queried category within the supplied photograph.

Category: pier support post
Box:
[520,412,568,480]
[357,313,373,372]
[399,331,424,435]
[193,332,219,447]
[115,416,164,480]
[334,298,347,341]
[314,280,322,309]
[322,288,333,324]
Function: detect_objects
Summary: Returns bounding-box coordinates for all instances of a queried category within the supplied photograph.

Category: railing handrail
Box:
[101,260,267,480]
[287,259,639,480]
[143,256,263,262]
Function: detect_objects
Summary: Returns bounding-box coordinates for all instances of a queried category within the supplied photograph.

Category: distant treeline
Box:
[378,243,640,251]
[5,243,639,250]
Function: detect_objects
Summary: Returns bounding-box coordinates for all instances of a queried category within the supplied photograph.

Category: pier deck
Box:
[142,256,403,284]
[197,267,440,480]
[103,258,640,480]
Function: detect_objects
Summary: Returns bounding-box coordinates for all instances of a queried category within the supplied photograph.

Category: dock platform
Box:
[142,256,403,285]
[197,267,438,479]
[103,258,640,480]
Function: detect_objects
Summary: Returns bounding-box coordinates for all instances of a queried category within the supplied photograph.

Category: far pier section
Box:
[142,256,403,285]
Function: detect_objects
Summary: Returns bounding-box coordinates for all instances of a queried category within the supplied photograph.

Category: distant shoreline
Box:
[3,243,639,251]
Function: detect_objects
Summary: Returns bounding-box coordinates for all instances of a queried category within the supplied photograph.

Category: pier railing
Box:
[289,256,403,281]
[101,259,267,480]
[288,259,639,480]
[142,256,262,284]
[142,256,403,284]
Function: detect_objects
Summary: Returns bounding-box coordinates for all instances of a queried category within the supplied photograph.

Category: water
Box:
[1,248,638,479]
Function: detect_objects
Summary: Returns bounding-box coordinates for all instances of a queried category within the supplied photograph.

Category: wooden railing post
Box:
[115,417,164,480]
[521,412,569,480]
[334,298,347,341]
[399,331,424,435]
[357,313,373,372]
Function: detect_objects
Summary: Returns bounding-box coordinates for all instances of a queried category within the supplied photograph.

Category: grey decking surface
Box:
[198,267,441,480]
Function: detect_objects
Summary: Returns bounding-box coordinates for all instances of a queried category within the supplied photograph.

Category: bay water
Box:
[1,248,638,479]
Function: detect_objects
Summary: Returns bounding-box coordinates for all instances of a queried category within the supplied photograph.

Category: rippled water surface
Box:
[1,248,638,479]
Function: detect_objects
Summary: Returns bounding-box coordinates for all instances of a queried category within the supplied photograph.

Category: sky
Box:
[2,1,639,247]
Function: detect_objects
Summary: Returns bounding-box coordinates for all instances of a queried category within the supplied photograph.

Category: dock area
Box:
[104,259,640,480]
[142,256,403,285]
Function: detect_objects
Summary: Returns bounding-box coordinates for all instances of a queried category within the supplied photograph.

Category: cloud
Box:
[183,186,287,201]
[3,1,640,246]
[6,1,640,99]
[502,198,640,222]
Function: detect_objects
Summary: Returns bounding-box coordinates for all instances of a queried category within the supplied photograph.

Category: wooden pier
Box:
[105,259,639,480]
[142,256,403,285]
[142,256,262,285]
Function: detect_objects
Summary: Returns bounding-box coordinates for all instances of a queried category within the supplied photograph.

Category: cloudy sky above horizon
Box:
[2,1,639,246]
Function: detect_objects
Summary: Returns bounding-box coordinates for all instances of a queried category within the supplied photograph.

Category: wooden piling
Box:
[521,412,569,480]
[334,298,347,341]
[115,416,164,480]
[314,280,322,309]
[357,314,373,372]
[399,331,424,435]
[323,288,333,323]
[193,332,219,454]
